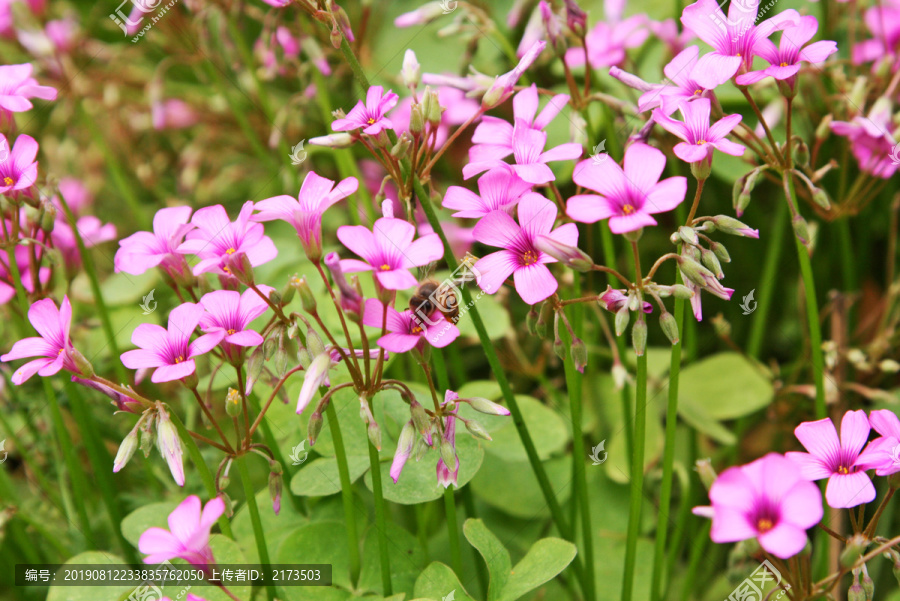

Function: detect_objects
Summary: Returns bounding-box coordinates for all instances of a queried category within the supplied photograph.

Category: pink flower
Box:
[652,98,744,164]
[680,0,800,89]
[115,206,194,278]
[199,287,272,357]
[831,100,898,179]
[1,296,79,384]
[565,0,648,69]
[138,495,225,567]
[443,166,532,219]
[861,410,900,476]
[253,171,359,261]
[786,410,880,508]
[51,216,118,270]
[177,202,278,277]
[337,217,443,290]
[693,453,822,559]
[636,46,727,114]
[332,86,399,136]
[0,134,39,194]
[567,143,687,234]
[151,99,198,130]
[648,18,696,57]
[0,63,57,113]
[473,192,578,305]
[736,16,837,87]
[599,287,652,313]
[362,298,460,353]
[853,4,900,69]
[468,84,570,165]
[464,118,582,184]
[0,244,48,303]
[121,303,225,383]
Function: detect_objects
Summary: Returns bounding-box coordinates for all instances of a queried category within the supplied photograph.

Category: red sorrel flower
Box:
[138,495,225,567]
[332,85,399,136]
[1,295,79,384]
[362,298,460,353]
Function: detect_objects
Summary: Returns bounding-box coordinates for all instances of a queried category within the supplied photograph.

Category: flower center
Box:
[3,176,13,186]
[367,118,376,125]
[736,52,741,57]
[175,356,185,363]
[837,465,850,474]
[411,325,423,334]
[225,247,236,254]
[694,88,702,95]
[227,329,236,335]
[58,348,65,355]
[522,250,539,266]
[223,266,231,273]
[780,62,788,67]
[696,139,707,145]
[380,264,391,271]
[757,518,774,532]
[622,204,636,215]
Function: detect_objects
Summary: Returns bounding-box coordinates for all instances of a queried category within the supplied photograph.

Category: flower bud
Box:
[308,411,324,446]
[465,397,511,416]
[414,437,429,461]
[632,319,647,356]
[225,388,242,417]
[536,301,552,338]
[660,312,679,345]
[367,420,382,450]
[424,87,442,125]
[710,215,759,238]
[223,251,255,285]
[292,276,316,313]
[690,158,711,181]
[677,226,698,246]
[401,49,421,90]
[113,423,140,473]
[156,408,185,487]
[811,187,832,210]
[279,278,296,306]
[309,133,354,148]
[268,470,282,515]
[710,241,730,263]
[391,132,412,159]
[39,200,57,234]
[679,256,713,287]
[700,248,723,278]
[671,284,694,299]
[440,437,456,467]
[245,346,264,395]
[534,235,594,271]
[409,103,425,136]
[464,418,492,441]
[274,333,290,378]
[862,567,874,600]
[409,399,432,443]
[815,114,833,140]
[553,313,567,361]
[572,337,588,373]
[140,415,156,458]
[615,305,630,337]
[306,327,325,358]
[695,458,717,490]
[792,215,811,246]
[69,347,94,378]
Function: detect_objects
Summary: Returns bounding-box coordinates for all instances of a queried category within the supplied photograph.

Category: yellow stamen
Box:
[227,329,236,335]
[779,62,788,67]
[757,518,774,532]
[3,176,13,186]
[58,348,65,355]
[522,250,539,266]
[367,118,376,124]
[697,140,707,145]
[694,88,702,95]
[622,204,635,215]
[175,356,185,363]
[411,325,423,334]
[380,264,391,271]
[225,247,236,254]
[837,465,850,474]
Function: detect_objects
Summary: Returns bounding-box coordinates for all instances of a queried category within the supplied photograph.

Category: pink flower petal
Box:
[825,472,875,508]
[513,263,558,305]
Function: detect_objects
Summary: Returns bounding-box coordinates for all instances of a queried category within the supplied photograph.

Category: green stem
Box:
[56,193,127,382]
[235,454,275,601]
[650,294,683,601]
[245,391,305,514]
[622,352,648,601]
[784,173,827,419]
[168,411,234,538]
[747,205,788,359]
[45,378,93,543]
[414,177,573,543]
[367,438,393,596]
[679,522,711,601]
[66,382,137,563]
[325,401,361,584]
[444,486,463,579]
